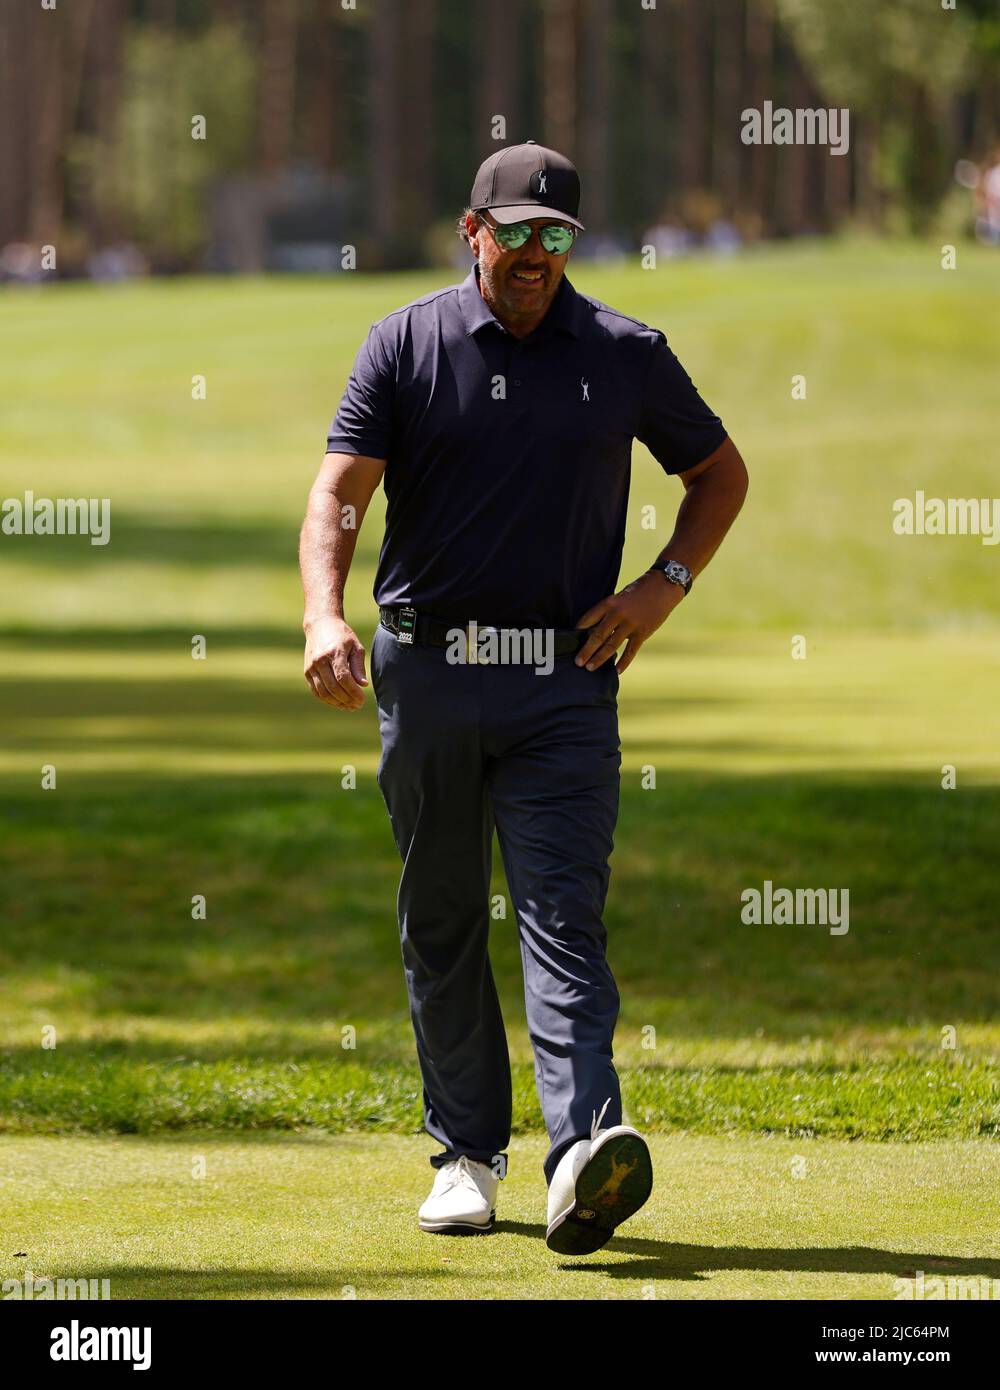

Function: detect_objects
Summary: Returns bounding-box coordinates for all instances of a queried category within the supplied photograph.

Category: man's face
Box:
[467,211,574,327]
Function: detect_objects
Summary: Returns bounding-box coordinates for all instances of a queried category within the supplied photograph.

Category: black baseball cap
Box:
[470,140,584,230]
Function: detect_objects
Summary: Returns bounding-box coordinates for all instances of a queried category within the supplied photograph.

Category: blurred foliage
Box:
[775,0,988,231]
[68,23,255,263]
[777,0,973,104]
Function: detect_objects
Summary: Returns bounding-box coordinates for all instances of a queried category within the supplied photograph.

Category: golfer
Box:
[300,142,747,1255]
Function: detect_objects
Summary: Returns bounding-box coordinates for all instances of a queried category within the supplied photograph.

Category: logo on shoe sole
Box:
[590,1154,639,1208]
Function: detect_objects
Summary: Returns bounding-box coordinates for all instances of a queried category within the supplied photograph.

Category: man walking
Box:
[300,142,747,1255]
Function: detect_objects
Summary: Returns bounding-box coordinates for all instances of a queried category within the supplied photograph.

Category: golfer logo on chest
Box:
[581,377,590,402]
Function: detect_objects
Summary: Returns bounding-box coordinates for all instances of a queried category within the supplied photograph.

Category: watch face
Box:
[659,561,691,592]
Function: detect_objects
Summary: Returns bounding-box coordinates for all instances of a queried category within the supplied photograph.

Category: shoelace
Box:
[590,1096,612,1139]
[437,1154,482,1194]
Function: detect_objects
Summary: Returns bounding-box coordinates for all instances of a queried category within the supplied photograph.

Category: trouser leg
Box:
[485,655,623,1187]
[370,625,511,1173]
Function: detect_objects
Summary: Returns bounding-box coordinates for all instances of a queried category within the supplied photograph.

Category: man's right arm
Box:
[300,450,386,710]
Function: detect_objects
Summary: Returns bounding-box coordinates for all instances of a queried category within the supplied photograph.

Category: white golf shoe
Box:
[418,1154,498,1234]
[545,1097,653,1255]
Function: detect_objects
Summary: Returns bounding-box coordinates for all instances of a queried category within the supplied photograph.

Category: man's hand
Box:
[304,615,369,710]
[574,571,684,675]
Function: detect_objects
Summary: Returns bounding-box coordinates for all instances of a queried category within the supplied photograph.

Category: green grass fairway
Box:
[2,1133,998,1300]
[1,241,998,1296]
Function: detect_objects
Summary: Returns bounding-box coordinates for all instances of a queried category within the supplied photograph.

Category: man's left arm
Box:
[575,434,748,673]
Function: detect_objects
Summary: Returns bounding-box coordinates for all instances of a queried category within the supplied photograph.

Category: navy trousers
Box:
[369,621,623,1186]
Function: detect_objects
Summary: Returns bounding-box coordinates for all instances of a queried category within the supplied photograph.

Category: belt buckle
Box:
[397,606,417,645]
[468,620,498,665]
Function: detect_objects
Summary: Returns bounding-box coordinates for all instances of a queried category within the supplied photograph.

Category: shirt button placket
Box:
[511,343,523,391]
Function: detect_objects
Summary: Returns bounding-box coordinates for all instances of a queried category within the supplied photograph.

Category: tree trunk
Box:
[580,0,610,234]
[745,0,774,233]
[370,0,400,254]
[29,6,64,244]
[542,0,577,157]
[307,0,337,171]
[401,0,435,233]
[77,0,125,248]
[712,0,743,210]
[258,0,298,174]
[480,0,520,149]
[634,0,671,227]
[775,57,811,235]
[678,0,710,196]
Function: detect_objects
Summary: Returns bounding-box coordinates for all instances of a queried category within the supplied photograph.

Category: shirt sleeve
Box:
[325,323,395,459]
[635,332,727,475]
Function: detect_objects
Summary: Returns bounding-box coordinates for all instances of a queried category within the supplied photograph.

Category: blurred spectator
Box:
[87,242,149,282]
[975,147,1000,245]
[639,214,743,260]
[571,232,630,264]
[641,218,695,260]
[705,219,742,255]
[0,242,45,283]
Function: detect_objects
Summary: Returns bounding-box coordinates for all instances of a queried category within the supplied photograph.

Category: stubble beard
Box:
[479,257,557,329]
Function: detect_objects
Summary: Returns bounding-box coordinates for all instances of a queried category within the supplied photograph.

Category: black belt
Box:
[379,605,587,657]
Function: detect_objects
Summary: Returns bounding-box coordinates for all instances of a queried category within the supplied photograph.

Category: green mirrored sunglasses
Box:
[477,214,578,255]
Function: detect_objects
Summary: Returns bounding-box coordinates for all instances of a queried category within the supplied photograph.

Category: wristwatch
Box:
[650,559,693,595]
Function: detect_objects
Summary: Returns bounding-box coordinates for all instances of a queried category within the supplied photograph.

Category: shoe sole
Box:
[546,1132,653,1256]
[419,1210,495,1235]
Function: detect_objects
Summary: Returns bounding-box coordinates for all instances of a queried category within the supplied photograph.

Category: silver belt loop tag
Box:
[474,623,499,665]
[397,606,417,645]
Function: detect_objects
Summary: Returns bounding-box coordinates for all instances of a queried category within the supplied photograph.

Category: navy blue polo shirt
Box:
[326,264,727,628]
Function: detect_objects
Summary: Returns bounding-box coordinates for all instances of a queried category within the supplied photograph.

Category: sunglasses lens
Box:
[494,223,532,250]
[539,226,575,254]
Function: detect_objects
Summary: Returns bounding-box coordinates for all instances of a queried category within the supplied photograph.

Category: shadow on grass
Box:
[10,1264,464,1297]
[550,1235,1000,1283]
[0,669,891,759]
[0,675,381,752]
[1,770,998,1033]
[0,625,307,650]
[24,1246,1000,1296]
[0,513,303,569]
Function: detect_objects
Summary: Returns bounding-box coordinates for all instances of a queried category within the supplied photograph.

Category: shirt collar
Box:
[458,263,582,341]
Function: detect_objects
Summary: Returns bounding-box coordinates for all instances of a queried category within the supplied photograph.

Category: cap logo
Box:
[530,169,548,196]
